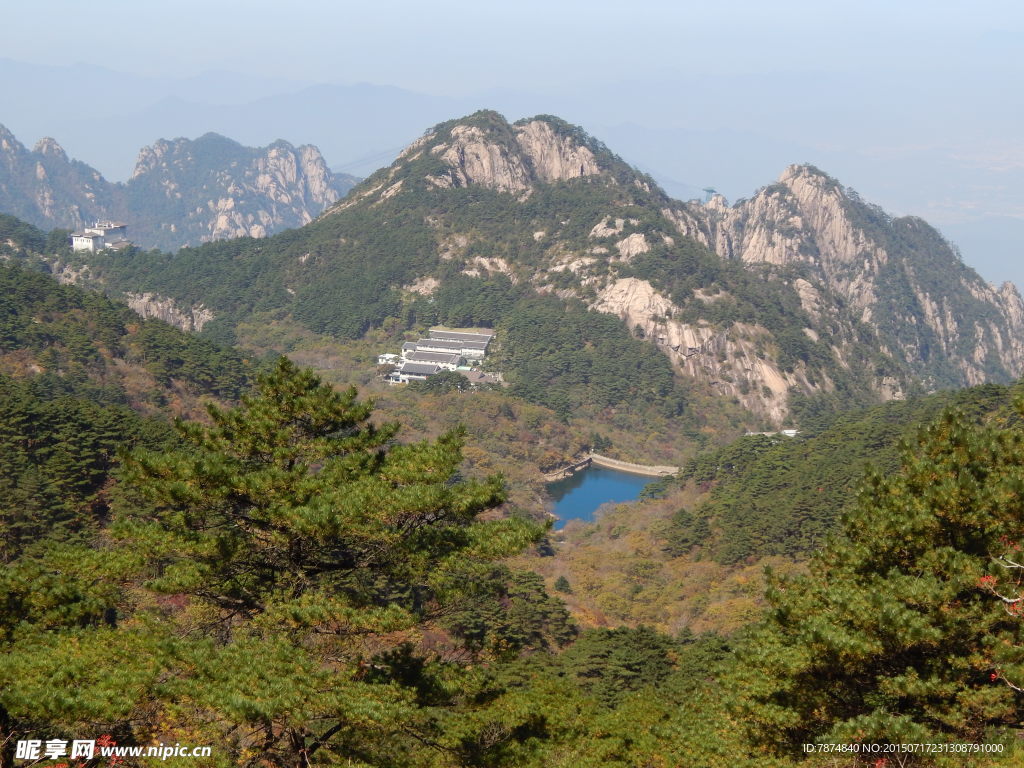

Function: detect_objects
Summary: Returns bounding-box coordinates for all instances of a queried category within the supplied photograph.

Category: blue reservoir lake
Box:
[546,465,653,528]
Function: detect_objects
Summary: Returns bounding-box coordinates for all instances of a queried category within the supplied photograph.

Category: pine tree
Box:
[110,357,544,766]
[736,407,1024,758]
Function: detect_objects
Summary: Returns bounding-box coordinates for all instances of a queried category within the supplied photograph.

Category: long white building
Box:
[404,351,462,370]
[415,329,494,359]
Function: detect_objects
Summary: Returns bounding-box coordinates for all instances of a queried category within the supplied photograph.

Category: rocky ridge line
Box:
[0,124,357,251]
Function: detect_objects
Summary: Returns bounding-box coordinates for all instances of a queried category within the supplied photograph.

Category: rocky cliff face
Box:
[427,124,534,192]
[582,274,923,423]
[127,133,356,248]
[588,277,810,422]
[333,111,621,208]
[123,292,215,333]
[41,261,213,334]
[424,119,602,192]
[0,124,357,251]
[667,165,1024,388]
[517,119,603,182]
[0,126,118,229]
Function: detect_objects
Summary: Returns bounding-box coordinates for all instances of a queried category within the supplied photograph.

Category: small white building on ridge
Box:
[70,221,131,253]
[70,231,105,252]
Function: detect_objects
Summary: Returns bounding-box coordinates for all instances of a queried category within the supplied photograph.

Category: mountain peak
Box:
[0,123,25,154]
[671,162,1024,392]
[0,122,351,250]
[33,137,68,161]
[337,111,634,210]
[777,163,841,189]
[194,131,241,147]
[423,110,608,192]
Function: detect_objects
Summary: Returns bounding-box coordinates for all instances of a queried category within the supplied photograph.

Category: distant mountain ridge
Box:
[0,124,358,250]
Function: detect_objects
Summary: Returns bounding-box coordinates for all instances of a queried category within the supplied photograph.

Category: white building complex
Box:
[380,328,497,384]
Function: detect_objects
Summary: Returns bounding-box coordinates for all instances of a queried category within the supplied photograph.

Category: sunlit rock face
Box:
[127,134,355,248]
[670,164,1024,389]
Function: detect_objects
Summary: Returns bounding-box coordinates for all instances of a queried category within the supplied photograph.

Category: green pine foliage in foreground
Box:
[3,359,1024,766]
[735,405,1024,760]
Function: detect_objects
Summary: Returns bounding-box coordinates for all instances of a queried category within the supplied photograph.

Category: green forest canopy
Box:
[3,358,1024,766]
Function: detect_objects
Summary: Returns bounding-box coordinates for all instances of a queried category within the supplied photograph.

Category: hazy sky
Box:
[4,0,1020,89]
[1,0,1021,282]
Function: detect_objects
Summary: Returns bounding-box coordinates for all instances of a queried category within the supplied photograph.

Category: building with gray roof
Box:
[406,351,462,369]
[387,361,441,383]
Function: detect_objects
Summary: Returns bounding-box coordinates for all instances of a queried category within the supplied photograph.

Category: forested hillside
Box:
[0,374,176,563]
[4,111,1024,766]
[665,382,1016,564]
[0,228,256,577]
[0,257,250,409]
